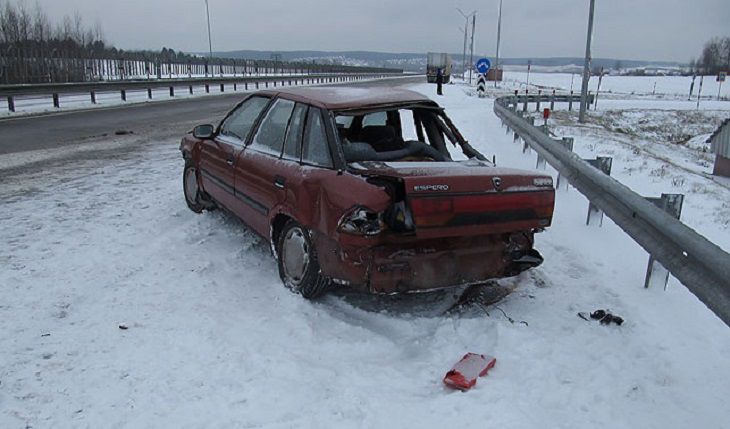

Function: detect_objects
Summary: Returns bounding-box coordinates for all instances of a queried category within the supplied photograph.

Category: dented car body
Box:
[180,87,555,297]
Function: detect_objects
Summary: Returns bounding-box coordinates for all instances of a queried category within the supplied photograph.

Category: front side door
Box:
[198,96,270,212]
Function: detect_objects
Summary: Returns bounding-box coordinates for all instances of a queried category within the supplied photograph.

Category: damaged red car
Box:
[180,87,555,298]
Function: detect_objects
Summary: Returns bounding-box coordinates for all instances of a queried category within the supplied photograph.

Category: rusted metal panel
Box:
[709,118,730,158]
[714,154,730,177]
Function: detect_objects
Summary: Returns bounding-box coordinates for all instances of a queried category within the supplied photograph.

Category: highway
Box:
[0,75,423,155]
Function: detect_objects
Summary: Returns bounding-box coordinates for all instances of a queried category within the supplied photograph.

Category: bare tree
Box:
[696,37,730,74]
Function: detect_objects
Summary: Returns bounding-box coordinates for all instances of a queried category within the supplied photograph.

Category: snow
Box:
[1,74,730,428]
[503,71,730,100]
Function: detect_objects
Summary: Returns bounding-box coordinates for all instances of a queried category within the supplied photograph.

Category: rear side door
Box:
[234,98,300,236]
[278,106,339,234]
[198,96,270,211]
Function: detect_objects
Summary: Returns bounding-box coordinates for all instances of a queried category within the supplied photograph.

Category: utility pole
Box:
[456,9,474,80]
[205,0,213,59]
[468,13,476,85]
[494,0,503,88]
[458,27,466,78]
[579,0,596,123]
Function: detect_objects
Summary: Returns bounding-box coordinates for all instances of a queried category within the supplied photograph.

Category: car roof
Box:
[256,86,439,111]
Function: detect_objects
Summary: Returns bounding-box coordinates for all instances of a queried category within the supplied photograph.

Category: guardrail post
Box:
[569,91,574,111]
[273,80,276,87]
[523,117,535,153]
[536,90,542,112]
[512,90,518,111]
[220,83,225,92]
[189,85,193,95]
[53,93,60,108]
[90,91,96,104]
[147,88,153,99]
[266,81,269,88]
[281,80,285,86]
[523,89,528,112]
[550,90,556,111]
[556,137,574,190]
[234,83,237,91]
[584,157,613,226]
[7,96,15,112]
[644,194,684,290]
[205,84,210,93]
[255,82,259,89]
[120,90,126,102]
[169,86,174,97]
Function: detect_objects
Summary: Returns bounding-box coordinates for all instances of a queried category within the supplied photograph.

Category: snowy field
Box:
[503,71,729,101]
[1,76,730,428]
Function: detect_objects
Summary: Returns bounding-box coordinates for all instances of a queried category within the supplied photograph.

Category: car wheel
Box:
[183,160,205,213]
[277,220,330,299]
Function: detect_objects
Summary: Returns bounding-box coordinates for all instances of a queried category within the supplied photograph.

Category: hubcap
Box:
[282,227,310,287]
[184,167,199,204]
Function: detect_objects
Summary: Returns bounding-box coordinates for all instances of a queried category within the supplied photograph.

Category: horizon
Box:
[24,0,728,64]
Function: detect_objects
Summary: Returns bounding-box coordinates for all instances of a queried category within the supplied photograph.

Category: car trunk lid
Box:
[349,160,555,239]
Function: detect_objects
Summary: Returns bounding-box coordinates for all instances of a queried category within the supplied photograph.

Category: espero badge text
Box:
[413,184,450,192]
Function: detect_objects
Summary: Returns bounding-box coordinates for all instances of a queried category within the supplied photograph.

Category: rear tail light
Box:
[410,191,555,228]
[383,201,415,232]
[338,206,384,236]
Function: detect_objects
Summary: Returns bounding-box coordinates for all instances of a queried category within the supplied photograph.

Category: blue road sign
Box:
[476,58,491,75]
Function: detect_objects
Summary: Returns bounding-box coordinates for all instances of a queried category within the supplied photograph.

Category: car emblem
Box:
[492,177,502,190]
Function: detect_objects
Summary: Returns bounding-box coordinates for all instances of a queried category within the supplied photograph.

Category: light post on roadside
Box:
[205,0,213,59]
[456,8,475,80]
[494,0,503,88]
[579,0,596,123]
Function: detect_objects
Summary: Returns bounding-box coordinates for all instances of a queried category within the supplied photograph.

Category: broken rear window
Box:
[334,107,481,163]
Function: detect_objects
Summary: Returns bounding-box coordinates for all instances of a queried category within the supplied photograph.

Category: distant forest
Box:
[690,37,730,75]
[0,0,200,63]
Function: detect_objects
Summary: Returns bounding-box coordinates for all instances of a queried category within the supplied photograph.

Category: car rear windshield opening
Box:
[335,107,468,163]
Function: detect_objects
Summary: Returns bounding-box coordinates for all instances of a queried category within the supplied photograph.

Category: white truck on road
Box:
[427,52,452,84]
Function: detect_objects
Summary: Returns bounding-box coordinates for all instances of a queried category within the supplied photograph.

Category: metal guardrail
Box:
[0,72,404,112]
[495,94,730,327]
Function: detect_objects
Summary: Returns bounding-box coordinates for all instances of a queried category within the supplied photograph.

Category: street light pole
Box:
[468,13,476,85]
[579,0,596,123]
[205,0,213,59]
[494,0,503,88]
[461,22,468,79]
[456,8,474,80]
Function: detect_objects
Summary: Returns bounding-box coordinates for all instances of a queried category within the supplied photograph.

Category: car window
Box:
[362,111,387,127]
[335,115,354,128]
[301,108,333,168]
[220,96,270,142]
[399,109,420,141]
[250,98,296,156]
[282,103,308,161]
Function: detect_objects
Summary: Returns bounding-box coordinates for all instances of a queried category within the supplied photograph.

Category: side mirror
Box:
[193,124,215,139]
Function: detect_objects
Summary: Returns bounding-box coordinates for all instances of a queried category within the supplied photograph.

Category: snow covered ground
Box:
[1,76,730,428]
[503,71,730,100]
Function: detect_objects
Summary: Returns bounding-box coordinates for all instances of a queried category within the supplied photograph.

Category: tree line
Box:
[0,1,399,84]
[690,37,730,75]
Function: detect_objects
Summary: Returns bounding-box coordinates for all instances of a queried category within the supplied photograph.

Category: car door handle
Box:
[274,175,286,189]
[226,158,234,166]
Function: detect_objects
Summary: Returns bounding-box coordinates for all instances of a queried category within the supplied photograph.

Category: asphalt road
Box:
[0,76,424,155]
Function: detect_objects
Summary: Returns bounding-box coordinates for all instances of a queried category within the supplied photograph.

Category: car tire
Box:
[276,220,330,299]
[183,160,205,213]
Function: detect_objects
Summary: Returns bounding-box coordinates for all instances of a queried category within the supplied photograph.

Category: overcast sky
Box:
[31,0,729,62]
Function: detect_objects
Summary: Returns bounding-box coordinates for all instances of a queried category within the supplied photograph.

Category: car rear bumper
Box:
[314,232,542,294]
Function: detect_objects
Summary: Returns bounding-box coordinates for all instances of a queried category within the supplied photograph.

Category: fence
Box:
[0,45,403,84]
[495,93,730,328]
[1,72,404,113]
